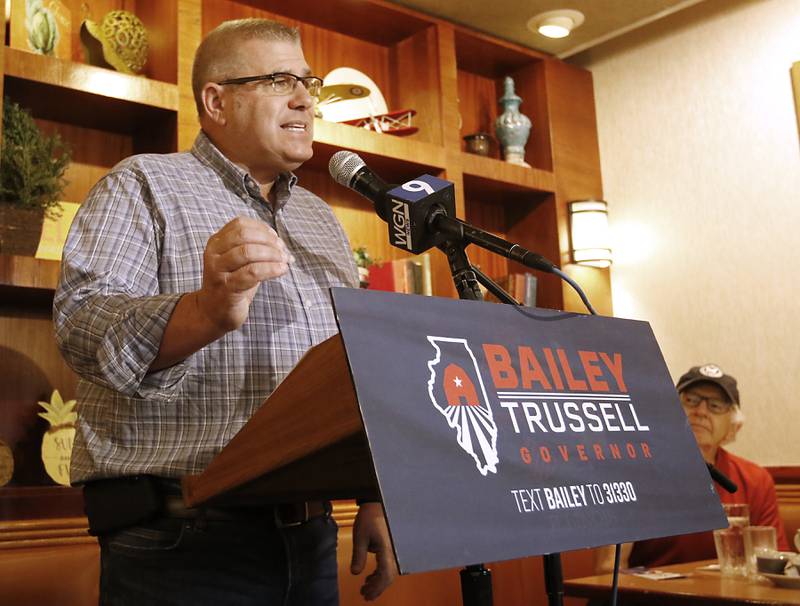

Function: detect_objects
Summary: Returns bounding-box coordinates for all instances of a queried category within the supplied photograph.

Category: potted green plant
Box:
[0,97,71,256]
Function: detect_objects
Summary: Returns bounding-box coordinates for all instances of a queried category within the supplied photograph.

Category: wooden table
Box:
[563,560,800,605]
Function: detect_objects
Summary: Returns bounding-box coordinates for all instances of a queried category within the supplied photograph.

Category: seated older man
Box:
[596,364,789,573]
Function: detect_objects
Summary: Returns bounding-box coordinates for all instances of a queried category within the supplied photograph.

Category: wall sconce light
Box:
[569,200,612,268]
[527,9,585,39]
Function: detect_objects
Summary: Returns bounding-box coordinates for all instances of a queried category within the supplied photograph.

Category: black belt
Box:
[83,475,329,535]
[163,494,330,527]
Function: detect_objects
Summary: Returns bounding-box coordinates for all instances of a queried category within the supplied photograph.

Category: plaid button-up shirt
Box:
[54,132,358,482]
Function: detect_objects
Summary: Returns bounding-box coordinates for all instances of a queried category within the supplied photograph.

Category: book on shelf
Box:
[523,273,537,307]
[366,253,432,295]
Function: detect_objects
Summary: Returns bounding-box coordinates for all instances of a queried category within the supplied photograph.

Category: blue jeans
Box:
[98,512,339,606]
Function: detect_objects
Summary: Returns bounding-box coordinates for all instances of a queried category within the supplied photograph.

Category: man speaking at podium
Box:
[54,18,395,605]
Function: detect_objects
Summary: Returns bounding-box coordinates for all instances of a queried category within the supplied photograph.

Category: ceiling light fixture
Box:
[527,9,585,39]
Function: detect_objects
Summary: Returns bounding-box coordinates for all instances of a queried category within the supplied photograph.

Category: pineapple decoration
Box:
[37,390,77,486]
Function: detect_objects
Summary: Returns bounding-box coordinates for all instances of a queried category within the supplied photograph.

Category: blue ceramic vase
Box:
[495,76,531,167]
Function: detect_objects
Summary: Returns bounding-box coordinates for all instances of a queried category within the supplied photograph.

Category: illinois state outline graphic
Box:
[427,336,499,475]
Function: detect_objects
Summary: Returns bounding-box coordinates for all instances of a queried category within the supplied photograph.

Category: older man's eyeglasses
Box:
[216,72,323,97]
[680,391,733,415]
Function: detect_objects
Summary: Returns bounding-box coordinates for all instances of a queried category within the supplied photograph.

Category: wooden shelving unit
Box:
[311,119,447,174]
[4,47,179,111]
[460,153,556,193]
[0,254,60,305]
[0,0,609,602]
[0,254,60,291]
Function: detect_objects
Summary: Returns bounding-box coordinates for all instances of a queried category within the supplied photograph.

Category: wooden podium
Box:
[182,334,378,508]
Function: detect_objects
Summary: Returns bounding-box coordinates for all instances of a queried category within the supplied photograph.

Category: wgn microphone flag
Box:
[385,175,455,254]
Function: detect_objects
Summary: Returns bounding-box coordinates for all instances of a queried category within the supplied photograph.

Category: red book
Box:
[366,262,396,292]
[367,259,416,293]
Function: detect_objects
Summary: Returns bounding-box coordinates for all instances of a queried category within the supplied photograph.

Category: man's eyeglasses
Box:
[680,391,734,415]
[216,72,323,97]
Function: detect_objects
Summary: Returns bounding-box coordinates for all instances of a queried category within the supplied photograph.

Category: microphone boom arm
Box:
[430,209,598,314]
[430,211,556,274]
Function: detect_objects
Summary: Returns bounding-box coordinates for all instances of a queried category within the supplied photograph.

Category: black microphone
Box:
[329,151,556,272]
[329,151,456,254]
[328,150,392,223]
[707,462,738,494]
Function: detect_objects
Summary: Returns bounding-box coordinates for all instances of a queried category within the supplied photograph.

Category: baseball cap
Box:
[676,364,740,405]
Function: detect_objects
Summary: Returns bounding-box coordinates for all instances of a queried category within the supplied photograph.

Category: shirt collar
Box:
[191,131,298,208]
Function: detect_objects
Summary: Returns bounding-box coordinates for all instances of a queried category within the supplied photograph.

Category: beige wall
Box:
[572,0,800,465]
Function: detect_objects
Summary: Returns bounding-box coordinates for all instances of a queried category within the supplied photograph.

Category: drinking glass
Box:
[714,528,748,576]
[743,525,777,578]
[714,503,750,577]
[723,503,750,528]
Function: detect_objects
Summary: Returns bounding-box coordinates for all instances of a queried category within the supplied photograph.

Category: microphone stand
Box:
[435,214,572,606]
[435,239,495,606]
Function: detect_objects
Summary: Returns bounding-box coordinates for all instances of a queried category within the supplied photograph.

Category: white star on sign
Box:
[453,376,463,387]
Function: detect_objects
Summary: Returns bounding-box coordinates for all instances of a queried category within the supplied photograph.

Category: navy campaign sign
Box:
[331,288,726,575]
